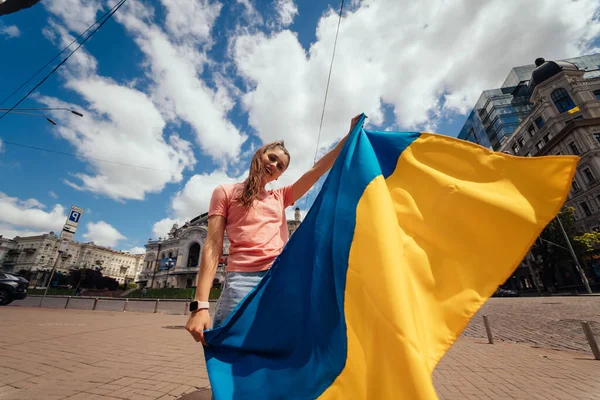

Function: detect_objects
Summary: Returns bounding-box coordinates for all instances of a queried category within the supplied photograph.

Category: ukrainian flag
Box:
[203,114,577,399]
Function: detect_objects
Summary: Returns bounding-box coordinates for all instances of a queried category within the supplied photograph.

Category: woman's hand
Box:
[348,114,366,133]
[186,309,212,345]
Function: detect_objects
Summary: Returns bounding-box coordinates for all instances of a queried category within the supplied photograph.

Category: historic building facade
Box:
[137,207,304,289]
[499,58,600,233]
[0,233,144,287]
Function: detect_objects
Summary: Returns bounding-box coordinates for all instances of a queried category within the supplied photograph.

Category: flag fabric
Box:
[203,114,577,399]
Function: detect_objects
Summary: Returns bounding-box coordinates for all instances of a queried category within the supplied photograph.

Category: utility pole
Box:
[40,206,84,305]
[555,216,593,294]
[523,251,542,295]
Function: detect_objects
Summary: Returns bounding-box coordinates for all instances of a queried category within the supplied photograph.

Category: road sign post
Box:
[40,206,83,306]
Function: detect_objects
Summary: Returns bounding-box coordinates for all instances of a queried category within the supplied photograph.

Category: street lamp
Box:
[0,107,83,117]
[0,107,83,126]
[3,111,57,125]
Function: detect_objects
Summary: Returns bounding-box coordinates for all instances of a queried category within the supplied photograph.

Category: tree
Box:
[66,268,118,290]
[573,231,600,252]
[530,207,585,289]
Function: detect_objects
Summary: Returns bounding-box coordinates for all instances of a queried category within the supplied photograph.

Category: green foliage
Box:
[573,232,600,252]
[126,287,222,299]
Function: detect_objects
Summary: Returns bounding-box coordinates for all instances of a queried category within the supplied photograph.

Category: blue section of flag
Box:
[203,114,420,399]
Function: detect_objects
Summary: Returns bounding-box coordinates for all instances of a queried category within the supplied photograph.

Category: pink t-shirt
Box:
[208,183,295,272]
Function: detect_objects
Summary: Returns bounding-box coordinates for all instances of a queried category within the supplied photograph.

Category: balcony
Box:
[23,248,36,254]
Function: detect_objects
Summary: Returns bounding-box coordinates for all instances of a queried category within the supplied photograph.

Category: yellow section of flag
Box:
[319,132,578,399]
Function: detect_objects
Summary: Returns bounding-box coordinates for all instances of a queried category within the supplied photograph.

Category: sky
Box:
[0,0,599,253]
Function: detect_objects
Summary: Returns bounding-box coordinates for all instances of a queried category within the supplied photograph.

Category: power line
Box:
[1,139,199,178]
[303,0,345,210]
[0,1,125,108]
[0,0,127,123]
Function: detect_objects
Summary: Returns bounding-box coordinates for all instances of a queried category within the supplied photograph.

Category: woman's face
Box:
[261,147,289,184]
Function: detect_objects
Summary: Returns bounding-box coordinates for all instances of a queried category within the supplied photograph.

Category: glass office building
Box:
[457,54,600,150]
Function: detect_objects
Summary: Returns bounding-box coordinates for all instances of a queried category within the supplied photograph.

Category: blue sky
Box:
[1,0,599,252]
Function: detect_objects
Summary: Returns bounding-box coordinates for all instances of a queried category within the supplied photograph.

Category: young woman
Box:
[186,114,363,345]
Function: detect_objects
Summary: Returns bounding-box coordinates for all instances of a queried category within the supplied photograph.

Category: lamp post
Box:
[0,107,83,125]
[555,216,593,294]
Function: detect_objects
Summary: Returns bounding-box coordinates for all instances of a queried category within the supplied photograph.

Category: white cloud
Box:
[49,191,58,199]
[82,221,126,247]
[0,138,4,153]
[152,217,178,240]
[285,207,305,222]
[275,0,298,27]
[160,0,222,42]
[0,193,66,238]
[38,2,198,202]
[0,224,47,239]
[152,171,240,238]
[116,1,247,163]
[0,25,21,38]
[125,246,146,254]
[231,0,600,191]
[42,0,102,33]
[152,168,312,238]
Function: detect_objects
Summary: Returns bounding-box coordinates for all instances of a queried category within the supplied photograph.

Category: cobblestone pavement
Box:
[463,297,600,354]
[1,301,599,399]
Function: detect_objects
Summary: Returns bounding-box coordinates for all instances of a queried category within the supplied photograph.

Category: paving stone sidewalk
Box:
[1,307,599,400]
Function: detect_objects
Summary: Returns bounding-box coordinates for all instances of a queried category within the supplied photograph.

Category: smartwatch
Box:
[189,300,210,313]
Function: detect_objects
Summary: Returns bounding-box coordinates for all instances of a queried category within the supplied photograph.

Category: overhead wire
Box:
[302,0,345,211]
[0,0,126,108]
[0,0,128,123]
[0,140,201,179]
[1,0,347,194]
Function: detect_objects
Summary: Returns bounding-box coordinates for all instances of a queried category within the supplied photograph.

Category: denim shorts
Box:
[212,270,267,329]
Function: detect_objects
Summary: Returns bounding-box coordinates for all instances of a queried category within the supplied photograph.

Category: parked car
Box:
[493,287,519,297]
[0,272,28,305]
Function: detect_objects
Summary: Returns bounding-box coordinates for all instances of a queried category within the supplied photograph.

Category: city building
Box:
[137,207,304,289]
[0,232,144,287]
[457,54,600,150]
[499,57,600,234]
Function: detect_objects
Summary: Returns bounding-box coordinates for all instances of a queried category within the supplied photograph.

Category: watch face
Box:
[189,301,198,312]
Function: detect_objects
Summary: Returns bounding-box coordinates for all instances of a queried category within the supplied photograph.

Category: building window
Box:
[511,144,519,154]
[517,137,525,147]
[594,133,600,145]
[536,141,544,150]
[584,167,596,184]
[543,133,550,143]
[573,180,580,192]
[534,117,545,129]
[569,141,580,155]
[527,125,535,136]
[551,88,576,113]
[525,152,532,157]
[594,90,600,101]
[581,201,592,217]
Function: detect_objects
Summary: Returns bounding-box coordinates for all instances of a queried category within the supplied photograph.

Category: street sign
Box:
[60,230,74,240]
[60,205,83,243]
[58,239,69,253]
[65,206,83,229]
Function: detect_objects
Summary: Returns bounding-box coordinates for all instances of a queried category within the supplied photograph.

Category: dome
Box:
[528,57,579,93]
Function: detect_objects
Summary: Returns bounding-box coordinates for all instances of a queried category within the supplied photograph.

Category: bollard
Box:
[483,315,494,344]
[581,321,600,360]
[123,298,128,312]
[64,296,71,309]
[154,299,160,313]
[39,296,44,308]
[184,301,189,315]
[92,298,99,311]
